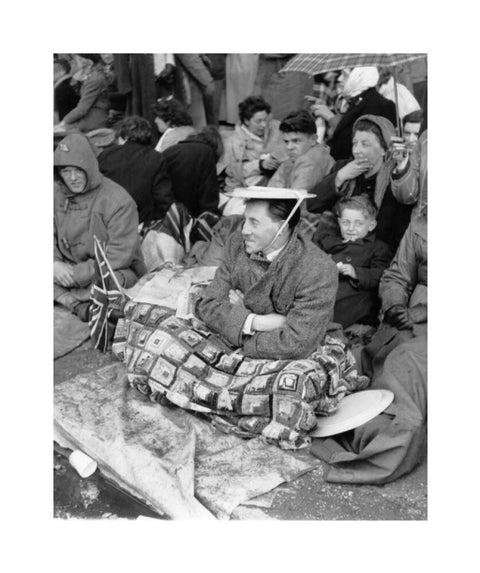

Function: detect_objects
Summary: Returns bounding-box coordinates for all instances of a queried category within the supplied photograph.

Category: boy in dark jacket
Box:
[313,194,391,328]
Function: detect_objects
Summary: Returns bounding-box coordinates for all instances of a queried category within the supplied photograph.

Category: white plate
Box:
[225,186,315,200]
[310,389,394,438]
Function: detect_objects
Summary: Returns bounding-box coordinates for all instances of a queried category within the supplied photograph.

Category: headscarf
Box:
[342,67,379,100]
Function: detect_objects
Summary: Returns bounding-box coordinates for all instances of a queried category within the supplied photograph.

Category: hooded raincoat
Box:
[54,134,146,307]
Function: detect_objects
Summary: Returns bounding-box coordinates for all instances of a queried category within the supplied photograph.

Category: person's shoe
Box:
[73,301,91,323]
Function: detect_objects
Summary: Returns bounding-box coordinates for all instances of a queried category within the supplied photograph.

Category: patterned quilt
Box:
[112,300,369,449]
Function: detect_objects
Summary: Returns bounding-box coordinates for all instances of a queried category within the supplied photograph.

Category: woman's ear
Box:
[368,219,377,232]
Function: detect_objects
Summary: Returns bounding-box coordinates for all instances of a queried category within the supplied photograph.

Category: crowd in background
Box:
[53,52,428,483]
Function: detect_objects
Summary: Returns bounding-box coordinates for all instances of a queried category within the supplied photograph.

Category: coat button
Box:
[346,256,352,262]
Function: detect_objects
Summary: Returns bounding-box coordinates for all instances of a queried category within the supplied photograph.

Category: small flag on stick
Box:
[89,236,127,352]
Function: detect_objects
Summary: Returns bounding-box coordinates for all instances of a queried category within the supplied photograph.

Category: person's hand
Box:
[406,304,427,325]
[384,304,411,329]
[335,159,371,187]
[252,313,287,332]
[229,289,244,306]
[310,103,335,123]
[54,261,75,288]
[261,155,281,171]
[338,263,357,279]
[391,141,410,173]
[158,63,175,80]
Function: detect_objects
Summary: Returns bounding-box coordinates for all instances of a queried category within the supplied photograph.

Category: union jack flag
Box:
[89,236,127,352]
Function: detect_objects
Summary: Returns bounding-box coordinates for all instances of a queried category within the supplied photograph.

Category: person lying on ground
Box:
[54,133,147,321]
[307,114,416,253]
[55,54,110,133]
[97,116,174,228]
[313,194,391,328]
[196,188,338,360]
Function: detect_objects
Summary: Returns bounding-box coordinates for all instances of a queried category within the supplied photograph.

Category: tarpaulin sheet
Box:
[54,362,321,519]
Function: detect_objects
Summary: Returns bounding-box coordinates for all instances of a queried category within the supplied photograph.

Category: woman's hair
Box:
[279,109,317,135]
[187,125,224,161]
[334,194,377,220]
[238,96,271,124]
[151,97,193,127]
[268,199,301,229]
[117,116,153,145]
[353,119,388,150]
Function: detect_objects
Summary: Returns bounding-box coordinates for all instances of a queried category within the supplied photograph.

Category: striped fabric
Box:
[147,202,191,251]
[280,53,427,76]
[89,237,125,352]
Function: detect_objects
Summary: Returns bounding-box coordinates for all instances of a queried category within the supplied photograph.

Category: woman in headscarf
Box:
[308,114,416,253]
[310,67,397,161]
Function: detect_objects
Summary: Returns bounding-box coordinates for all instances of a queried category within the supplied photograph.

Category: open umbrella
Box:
[280,53,427,136]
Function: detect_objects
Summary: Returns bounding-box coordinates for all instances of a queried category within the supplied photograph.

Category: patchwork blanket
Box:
[112,299,369,449]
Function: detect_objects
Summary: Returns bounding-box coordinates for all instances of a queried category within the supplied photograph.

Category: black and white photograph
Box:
[51,50,429,523]
[5,2,478,571]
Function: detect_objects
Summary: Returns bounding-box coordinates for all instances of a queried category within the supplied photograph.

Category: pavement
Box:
[54,340,427,521]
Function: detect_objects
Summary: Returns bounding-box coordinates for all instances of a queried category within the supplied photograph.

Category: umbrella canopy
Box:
[280,53,427,75]
[281,53,427,137]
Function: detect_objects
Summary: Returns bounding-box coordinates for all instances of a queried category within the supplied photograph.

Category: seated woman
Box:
[310,66,397,161]
[161,126,224,218]
[221,96,286,214]
[97,116,174,228]
[152,97,196,153]
[54,133,147,320]
[308,114,416,253]
[56,54,110,133]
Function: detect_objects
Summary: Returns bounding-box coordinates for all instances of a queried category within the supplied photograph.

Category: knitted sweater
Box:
[196,229,338,359]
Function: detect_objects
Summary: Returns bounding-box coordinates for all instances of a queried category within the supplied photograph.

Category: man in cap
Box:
[196,187,338,359]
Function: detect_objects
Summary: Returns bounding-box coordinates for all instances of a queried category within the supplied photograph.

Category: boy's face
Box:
[403,121,421,143]
[282,132,317,161]
[338,208,376,242]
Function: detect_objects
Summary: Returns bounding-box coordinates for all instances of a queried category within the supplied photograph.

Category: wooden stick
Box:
[93,236,126,296]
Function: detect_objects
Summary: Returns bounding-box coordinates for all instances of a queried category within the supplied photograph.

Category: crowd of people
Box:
[54,53,428,484]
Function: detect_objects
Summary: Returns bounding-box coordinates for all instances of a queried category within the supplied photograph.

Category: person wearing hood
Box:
[307,114,416,252]
[54,133,147,320]
[310,67,397,161]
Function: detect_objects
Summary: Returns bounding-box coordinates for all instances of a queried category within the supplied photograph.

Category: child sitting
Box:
[312,194,392,328]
